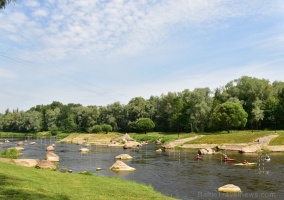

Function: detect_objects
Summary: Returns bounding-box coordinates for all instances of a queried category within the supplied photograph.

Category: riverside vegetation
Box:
[1,130,284,199]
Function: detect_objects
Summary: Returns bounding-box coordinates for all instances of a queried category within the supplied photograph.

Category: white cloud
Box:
[1,0,284,110]
[0,68,17,79]
[32,9,48,18]
[1,0,282,61]
[24,0,40,8]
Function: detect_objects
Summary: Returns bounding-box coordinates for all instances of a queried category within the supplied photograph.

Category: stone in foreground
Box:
[37,160,56,170]
[218,184,241,193]
[109,160,136,172]
[13,159,40,167]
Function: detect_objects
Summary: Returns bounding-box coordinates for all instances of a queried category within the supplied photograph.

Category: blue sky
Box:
[1,0,284,111]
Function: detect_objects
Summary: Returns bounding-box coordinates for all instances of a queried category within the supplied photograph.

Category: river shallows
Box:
[1,137,284,200]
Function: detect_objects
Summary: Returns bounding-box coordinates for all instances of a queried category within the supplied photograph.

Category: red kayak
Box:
[222,158,235,162]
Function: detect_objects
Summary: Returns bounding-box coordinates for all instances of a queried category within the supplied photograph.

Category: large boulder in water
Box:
[46,152,60,162]
[123,141,142,149]
[109,160,136,172]
[198,148,215,155]
[218,184,241,193]
[111,133,134,143]
[46,145,54,151]
[17,141,24,146]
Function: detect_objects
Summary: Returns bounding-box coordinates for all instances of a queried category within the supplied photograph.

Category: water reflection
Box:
[1,137,284,200]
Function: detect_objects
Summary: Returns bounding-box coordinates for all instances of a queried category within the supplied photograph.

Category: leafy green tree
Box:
[58,106,76,133]
[276,88,284,129]
[0,0,16,9]
[155,92,182,132]
[211,101,248,133]
[135,118,155,134]
[101,124,112,133]
[45,108,60,132]
[99,102,124,132]
[127,97,148,122]
[50,125,59,136]
[2,110,24,132]
[224,76,273,127]
[0,113,3,131]
[92,125,102,133]
[23,111,42,132]
[179,88,213,132]
[251,98,264,131]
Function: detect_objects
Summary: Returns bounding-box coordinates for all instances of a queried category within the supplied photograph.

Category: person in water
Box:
[265,155,270,160]
[224,154,228,160]
[242,160,248,164]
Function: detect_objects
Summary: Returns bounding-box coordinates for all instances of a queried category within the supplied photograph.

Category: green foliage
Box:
[78,171,93,176]
[211,101,248,133]
[130,132,196,144]
[2,76,284,134]
[50,125,59,136]
[92,125,102,133]
[135,118,155,134]
[101,124,112,133]
[0,148,20,159]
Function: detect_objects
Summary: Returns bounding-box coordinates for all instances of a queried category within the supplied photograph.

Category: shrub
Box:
[92,125,102,133]
[101,124,112,134]
[0,148,20,159]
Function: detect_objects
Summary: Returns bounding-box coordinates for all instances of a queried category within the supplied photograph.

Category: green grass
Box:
[130,132,197,144]
[0,132,26,138]
[0,162,175,200]
[0,148,20,159]
[185,131,276,144]
[268,131,284,145]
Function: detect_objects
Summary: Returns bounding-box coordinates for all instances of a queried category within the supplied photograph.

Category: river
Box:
[1,137,284,200]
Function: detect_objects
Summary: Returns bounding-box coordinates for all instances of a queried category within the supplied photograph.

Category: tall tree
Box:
[127,97,148,122]
[251,98,264,131]
[211,101,248,133]
[135,118,155,134]
[224,76,273,127]
[0,113,3,131]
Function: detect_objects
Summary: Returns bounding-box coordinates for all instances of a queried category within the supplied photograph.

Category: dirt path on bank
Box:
[162,135,204,149]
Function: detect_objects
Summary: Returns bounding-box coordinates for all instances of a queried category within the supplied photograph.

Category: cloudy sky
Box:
[1,0,284,111]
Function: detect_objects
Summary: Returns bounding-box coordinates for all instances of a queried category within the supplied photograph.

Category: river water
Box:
[1,137,284,200]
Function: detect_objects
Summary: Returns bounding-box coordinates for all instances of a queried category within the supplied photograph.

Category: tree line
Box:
[1,76,284,134]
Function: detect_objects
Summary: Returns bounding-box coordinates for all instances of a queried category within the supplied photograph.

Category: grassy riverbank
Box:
[2,130,283,145]
[185,131,282,145]
[0,162,175,200]
[0,131,69,140]
[130,132,197,144]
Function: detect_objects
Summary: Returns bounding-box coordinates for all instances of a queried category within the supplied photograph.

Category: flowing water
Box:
[1,137,284,200]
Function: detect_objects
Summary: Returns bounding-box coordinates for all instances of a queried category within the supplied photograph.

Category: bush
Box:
[0,148,20,159]
[101,124,112,134]
[51,125,60,136]
[92,125,102,133]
